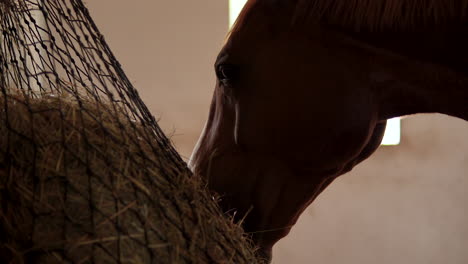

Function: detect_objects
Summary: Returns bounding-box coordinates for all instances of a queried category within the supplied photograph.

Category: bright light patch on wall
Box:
[229,0,247,26]
[228,0,401,146]
[381,118,401,145]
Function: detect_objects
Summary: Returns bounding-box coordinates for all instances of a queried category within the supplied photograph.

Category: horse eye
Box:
[216,64,239,83]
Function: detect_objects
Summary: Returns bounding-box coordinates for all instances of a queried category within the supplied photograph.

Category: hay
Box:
[0,87,262,263]
[0,0,26,13]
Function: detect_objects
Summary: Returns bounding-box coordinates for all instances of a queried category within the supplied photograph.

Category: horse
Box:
[189,0,468,262]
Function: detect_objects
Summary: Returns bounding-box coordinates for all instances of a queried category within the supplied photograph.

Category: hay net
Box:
[0,0,260,263]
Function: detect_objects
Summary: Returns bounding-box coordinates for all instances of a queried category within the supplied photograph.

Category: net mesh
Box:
[0,0,260,263]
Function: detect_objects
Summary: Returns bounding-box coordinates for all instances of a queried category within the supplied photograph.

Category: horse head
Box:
[190,0,468,261]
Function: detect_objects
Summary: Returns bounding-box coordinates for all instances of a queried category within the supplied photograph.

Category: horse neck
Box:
[374,59,468,121]
[345,32,468,122]
[323,24,468,122]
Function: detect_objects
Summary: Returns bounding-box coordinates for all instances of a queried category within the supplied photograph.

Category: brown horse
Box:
[190,0,468,261]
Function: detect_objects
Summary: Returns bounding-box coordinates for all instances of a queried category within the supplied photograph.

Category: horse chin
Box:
[256,247,273,263]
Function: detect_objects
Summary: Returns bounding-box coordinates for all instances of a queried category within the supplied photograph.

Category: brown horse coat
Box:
[190,0,468,261]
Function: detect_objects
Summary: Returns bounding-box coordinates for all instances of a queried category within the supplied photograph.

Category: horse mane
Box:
[224,0,468,48]
[290,0,468,31]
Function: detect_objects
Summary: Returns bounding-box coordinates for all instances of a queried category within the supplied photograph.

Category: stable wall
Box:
[86,1,468,263]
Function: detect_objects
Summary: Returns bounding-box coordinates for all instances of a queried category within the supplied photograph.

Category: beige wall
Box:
[87,0,228,157]
[87,2,468,263]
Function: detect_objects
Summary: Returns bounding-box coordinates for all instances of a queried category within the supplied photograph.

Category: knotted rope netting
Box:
[0,0,260,263]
